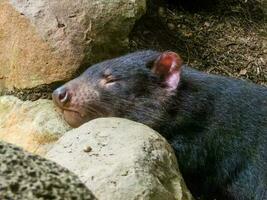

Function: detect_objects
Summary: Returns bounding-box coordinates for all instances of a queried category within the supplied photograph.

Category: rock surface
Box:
[0,0,146,91]
[0,95,71,155]
[0,141,96,200]
[46,118,193,200]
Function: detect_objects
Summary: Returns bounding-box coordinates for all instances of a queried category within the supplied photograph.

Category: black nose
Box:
[52,86,70,107]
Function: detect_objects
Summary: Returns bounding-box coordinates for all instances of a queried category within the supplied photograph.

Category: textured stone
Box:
[0,0,146,90]
[46,118,193,200]
[0,141,96,200]
[0,95,71,155]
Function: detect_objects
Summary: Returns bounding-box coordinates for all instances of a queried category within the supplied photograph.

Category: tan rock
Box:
[0,0,146,90]
[0,1,71,90]
[46,118,193,200]
[0,95,71,155]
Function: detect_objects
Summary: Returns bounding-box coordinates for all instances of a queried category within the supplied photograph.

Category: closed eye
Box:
[106,75,118,83]
[102,74,121,85]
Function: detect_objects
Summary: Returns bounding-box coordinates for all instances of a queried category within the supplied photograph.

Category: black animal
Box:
[53,50,267,200]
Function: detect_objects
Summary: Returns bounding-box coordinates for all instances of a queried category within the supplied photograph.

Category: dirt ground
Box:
[130,0,267,85]
[3,0,267,100]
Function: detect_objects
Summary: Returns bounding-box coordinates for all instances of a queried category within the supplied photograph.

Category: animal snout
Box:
[52,86,70,107]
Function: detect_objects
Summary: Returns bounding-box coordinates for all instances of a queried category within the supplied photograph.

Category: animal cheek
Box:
[69,94,81,107]
[79,82,99,97]
[68,87,99,109]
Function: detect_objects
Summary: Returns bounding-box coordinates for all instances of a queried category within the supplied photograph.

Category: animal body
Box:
[53,50,267,200]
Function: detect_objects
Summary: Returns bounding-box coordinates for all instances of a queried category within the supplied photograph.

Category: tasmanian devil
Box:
[52,50,267,200]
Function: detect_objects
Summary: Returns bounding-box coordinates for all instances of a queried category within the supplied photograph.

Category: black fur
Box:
[162,66,267,199]
[54,50,267,200]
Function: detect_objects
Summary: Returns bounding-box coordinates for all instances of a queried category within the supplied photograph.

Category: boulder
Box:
[0,141,96,199]
[0,95,71,155]
[0,0,146,91]
[46,118,193,200]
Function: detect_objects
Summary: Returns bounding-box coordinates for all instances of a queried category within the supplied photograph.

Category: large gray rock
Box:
[0,95,71,155]
[0,141,96,200]
[0,0,146,90]
[46,118,193,200]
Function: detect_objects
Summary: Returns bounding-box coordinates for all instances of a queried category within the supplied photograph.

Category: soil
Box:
[2,85,55,101]
[129,0,267,85]
[2,0,266,101]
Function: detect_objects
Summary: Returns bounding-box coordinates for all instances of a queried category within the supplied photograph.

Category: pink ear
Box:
[152,51,183,90]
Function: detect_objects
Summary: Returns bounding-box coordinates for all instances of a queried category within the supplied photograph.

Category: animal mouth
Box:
[62,108,92,128]
[60,105,106,128]
[62,108,82,117]
[53,96,109,127]
[53,97,89,116]
[53,100,87,127]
